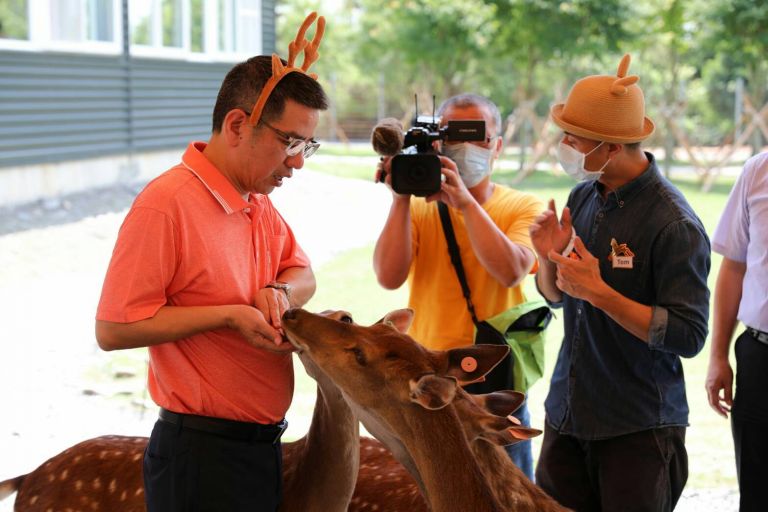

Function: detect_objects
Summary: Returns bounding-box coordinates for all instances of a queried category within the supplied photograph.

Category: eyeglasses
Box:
[241,109,320,158]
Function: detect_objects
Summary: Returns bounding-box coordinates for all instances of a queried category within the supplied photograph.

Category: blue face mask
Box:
[442,142,494,188]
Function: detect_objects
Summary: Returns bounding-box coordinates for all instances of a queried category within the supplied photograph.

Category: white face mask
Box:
[442,142,494,188]
[556,141,609,181]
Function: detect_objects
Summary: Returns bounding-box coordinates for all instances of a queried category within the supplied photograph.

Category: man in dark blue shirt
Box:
[529,54,710,511]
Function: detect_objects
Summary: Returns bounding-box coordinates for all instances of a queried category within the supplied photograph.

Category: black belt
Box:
[159,408,287,444]
[747,326,768,345]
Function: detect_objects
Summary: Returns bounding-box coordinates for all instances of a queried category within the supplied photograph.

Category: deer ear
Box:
[443,345,510,384]
[376,308,414,333]
[474,390,526,417]
[409,374,457,410]
[480,424,543,446]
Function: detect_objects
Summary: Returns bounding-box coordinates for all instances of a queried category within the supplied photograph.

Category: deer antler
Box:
[248,12,325,125]
[300,16,325,78]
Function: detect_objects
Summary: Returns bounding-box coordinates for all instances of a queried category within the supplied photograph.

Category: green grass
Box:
[317,144,378,158]
[304,157,378,181]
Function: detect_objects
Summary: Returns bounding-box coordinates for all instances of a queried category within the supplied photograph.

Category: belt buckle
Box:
[750,327,768,344]
[273,419,288,444]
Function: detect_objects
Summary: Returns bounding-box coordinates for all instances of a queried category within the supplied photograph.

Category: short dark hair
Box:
[211,55,328,133]
[437,94,503,136]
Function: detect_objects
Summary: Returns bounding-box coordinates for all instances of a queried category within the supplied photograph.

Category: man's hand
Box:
[548,237,605,301]
[705,357,734,418]
[255,286,291,331]
[227,305,294,353]
[375,157,410,202]
[530,199,573,259]
[425,156,473,209]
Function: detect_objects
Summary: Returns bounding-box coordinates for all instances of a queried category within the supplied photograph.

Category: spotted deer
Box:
[0,309,566,511]
[282,308,570,512]
[0,311,409,511]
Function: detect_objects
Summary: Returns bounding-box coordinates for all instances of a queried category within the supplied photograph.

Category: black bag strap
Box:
[437,201,481,325]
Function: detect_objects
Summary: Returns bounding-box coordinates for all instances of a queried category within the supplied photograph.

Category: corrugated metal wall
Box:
[0,0,276,169]
[129,58,231,152]
[0,51,131,167]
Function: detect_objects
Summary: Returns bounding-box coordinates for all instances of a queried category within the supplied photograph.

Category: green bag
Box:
[476,300,553,392]
[437,201,553,393]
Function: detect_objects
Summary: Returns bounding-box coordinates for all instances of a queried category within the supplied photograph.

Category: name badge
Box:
[609,238,635,270]
[612,256,634,269]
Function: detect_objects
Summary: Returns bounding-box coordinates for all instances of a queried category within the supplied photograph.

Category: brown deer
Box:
[0,310,421,512]
[282,308,569,512]
[0,394,543,512]
[0,309,362,512]
[0,309,566,511]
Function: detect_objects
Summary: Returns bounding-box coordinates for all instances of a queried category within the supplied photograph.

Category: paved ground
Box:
[0,166,738,510]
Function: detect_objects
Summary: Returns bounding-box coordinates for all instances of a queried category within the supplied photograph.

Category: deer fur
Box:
[1,308,568,511]
[282,308,570,512]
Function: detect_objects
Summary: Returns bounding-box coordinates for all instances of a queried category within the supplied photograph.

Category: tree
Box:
[0,0,28,39]
[355,0,497,116]
[696,0,768,153]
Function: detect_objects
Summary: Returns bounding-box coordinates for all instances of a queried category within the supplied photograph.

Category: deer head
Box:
[283,308,509,411]
[283,308,512,511]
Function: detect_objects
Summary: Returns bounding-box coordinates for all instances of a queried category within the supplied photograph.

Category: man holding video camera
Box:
[373,93,544,479]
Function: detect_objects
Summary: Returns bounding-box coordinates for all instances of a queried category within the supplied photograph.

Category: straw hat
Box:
[550,54,655,144]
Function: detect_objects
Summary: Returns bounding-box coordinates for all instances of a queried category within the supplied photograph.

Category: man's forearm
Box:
[373,196,412,289]
[275,265,316,308]
[590,285,653,342]
[96,304,242,351]
[535,260,564,304]
[462,201,534,287]
[710,258,746,361]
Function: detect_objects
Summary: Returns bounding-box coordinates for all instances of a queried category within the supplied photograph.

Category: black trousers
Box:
[732,330,768,512]
[143,417,283,512]
[536,422,687,512]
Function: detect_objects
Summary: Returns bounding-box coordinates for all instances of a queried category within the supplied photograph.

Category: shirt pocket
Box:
[605,257,646,300]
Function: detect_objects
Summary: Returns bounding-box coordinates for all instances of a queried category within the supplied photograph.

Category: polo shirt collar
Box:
[181,142,250,214]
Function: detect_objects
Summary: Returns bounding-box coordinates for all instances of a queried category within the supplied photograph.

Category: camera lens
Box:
[391,154,442,197]
[410,166,426,182]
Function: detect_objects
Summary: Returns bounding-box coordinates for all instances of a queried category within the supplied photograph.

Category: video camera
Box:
[391,116,485,196]
[371,96,486,196]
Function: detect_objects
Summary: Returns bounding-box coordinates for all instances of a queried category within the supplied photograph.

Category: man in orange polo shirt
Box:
[95,20,328,510]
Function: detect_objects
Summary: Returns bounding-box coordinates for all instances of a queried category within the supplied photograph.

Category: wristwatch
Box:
[266,281,292,302]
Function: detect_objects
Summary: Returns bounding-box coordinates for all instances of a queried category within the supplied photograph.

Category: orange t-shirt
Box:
[96,142,309,424]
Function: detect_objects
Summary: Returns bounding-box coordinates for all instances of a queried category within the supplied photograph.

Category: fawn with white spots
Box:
[1,309,568,511]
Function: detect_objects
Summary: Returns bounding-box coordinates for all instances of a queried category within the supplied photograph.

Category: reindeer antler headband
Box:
[248,12,325,126]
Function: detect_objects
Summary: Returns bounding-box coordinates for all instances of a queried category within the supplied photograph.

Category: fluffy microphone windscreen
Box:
[371,118,405,156]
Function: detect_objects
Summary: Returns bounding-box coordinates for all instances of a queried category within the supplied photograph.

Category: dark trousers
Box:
[143,417,283,512]
[535,422,687,512]
[732,330,768,512]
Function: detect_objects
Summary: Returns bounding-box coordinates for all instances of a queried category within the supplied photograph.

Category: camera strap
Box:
[437,201,481,326]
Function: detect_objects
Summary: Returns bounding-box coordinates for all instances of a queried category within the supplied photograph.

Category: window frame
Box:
[128,0,263,62]
[0,0,263,61]
[0,0,123,55]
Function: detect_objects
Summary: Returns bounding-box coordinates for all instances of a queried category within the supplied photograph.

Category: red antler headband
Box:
[248,12,325,126]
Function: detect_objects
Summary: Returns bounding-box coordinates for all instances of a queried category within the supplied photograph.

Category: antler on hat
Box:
[248,12,325,126]
[550,54,655,144]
